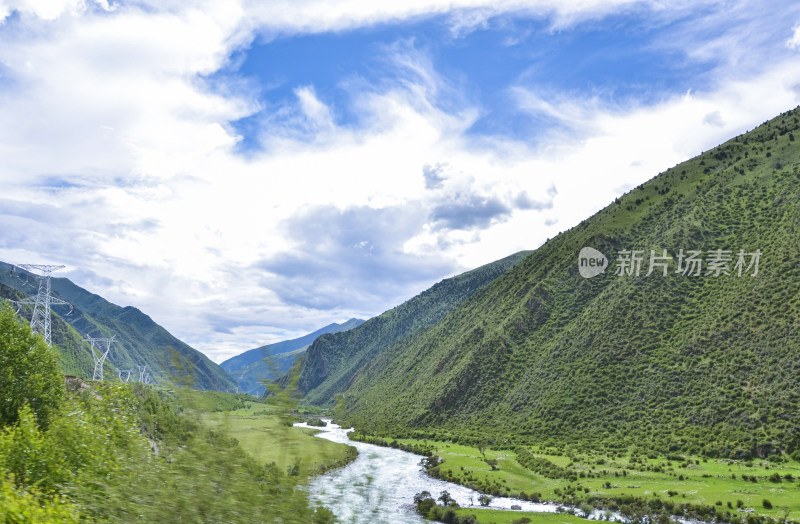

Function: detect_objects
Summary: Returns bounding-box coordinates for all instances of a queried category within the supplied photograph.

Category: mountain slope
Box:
[221,318,364,395]
[298,250,533,405]
[0,264,237,391]
[334,107,800,458]
[0,281,96,377]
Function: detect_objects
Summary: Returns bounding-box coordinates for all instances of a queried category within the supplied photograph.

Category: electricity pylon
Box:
[14,264,71,346]
[85,335,115,381]
[137,365,147,382]
[117,368,134,383]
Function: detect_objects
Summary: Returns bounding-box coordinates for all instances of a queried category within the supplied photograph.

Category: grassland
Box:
[185,390,357,479]
[361,434,800,521]
[452,508,589,524]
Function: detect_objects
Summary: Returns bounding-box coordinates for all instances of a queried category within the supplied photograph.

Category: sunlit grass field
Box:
[453,508,589,524]
[384,437,800,521]
[197,398,356,479]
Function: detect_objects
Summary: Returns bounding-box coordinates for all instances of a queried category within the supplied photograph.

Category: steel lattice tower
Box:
[15,264,70,346]
[118,368,134,383]
[85,335,115,381]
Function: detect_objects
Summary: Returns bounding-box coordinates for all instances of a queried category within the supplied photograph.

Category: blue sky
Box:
[1,0,799,362]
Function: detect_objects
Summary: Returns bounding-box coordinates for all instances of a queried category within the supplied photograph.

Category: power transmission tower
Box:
[137,365,147,383]
[14,264,72,346]
[85,335,115,381]
[118,368,134,383]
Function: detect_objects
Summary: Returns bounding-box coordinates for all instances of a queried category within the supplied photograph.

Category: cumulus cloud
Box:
[1,0,800,363]
[423,162,448,189]
[256,204,456,311]
[0,0,113,22]
[702,110,725,127]
[430,194,511,230]
[244,0,649,37]
[787,24,800,50]
[514,190,554,211]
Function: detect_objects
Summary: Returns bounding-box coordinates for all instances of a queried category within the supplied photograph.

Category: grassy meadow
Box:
[363,435,800,522]
[452,509,589,524]
[195,396,356,478]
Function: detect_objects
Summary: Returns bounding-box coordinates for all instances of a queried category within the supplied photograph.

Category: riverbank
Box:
[349,431,800,524]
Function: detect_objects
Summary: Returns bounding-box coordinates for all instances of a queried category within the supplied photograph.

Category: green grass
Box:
[379,436,800,520]
[328,106,800,467]
[199,399,356,479]
[452,508,589,524]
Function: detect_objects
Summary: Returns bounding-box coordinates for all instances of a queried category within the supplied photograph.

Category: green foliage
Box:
[0,302,64,429]
[0,265,237,390]
[0,475,80,523]
[298,250,531,406]
[221,319,364,396]
[0,373,333,521]
[325,106,800,460]
[414,490,437,515]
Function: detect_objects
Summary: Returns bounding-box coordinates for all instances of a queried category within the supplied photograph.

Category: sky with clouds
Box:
[1,0,799,363]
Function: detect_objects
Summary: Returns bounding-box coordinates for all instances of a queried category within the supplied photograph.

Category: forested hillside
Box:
[0,264,236,391]
[222,318,364,395]
[297,250,532,405]
[332,107,800,459]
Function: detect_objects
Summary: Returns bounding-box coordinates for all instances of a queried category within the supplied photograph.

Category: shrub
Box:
[0,476,79,523]
[0,303,64,429]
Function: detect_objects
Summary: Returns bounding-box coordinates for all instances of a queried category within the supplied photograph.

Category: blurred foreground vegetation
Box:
[0,301,340,523]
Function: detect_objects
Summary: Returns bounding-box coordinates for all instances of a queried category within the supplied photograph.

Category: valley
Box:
[1,106,799,523]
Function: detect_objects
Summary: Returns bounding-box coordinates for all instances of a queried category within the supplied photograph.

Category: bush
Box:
[0,303,64,429]
[414,490,436,515]
[0,476,79,523]
[762,499,773,509]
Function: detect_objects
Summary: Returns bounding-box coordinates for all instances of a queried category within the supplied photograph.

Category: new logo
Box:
[578,247,608,279]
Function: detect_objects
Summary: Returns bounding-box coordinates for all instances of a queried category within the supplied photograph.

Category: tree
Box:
[413,491,436,515]
[478,494,492,506]
[438,490,457,507]
[0,302,64,429]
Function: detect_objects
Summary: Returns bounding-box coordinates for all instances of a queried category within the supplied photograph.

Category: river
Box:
[294,420,563,524]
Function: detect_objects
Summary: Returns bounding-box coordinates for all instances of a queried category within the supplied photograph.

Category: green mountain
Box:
[0,263,237,391]
[325,107,800,459]
[297,250,533,405]
[221,318,364,395]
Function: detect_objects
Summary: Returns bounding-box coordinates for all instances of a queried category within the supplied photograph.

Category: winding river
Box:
[295,420,562,524]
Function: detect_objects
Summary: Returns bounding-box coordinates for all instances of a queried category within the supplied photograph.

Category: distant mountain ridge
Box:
[221,318,364,395]
[0,262,237,391]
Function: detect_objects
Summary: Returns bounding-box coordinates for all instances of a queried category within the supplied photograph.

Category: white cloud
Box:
[788,23,800,50]
[244,0,648,36]
[1,0,799,363]
[0,0,113,22]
